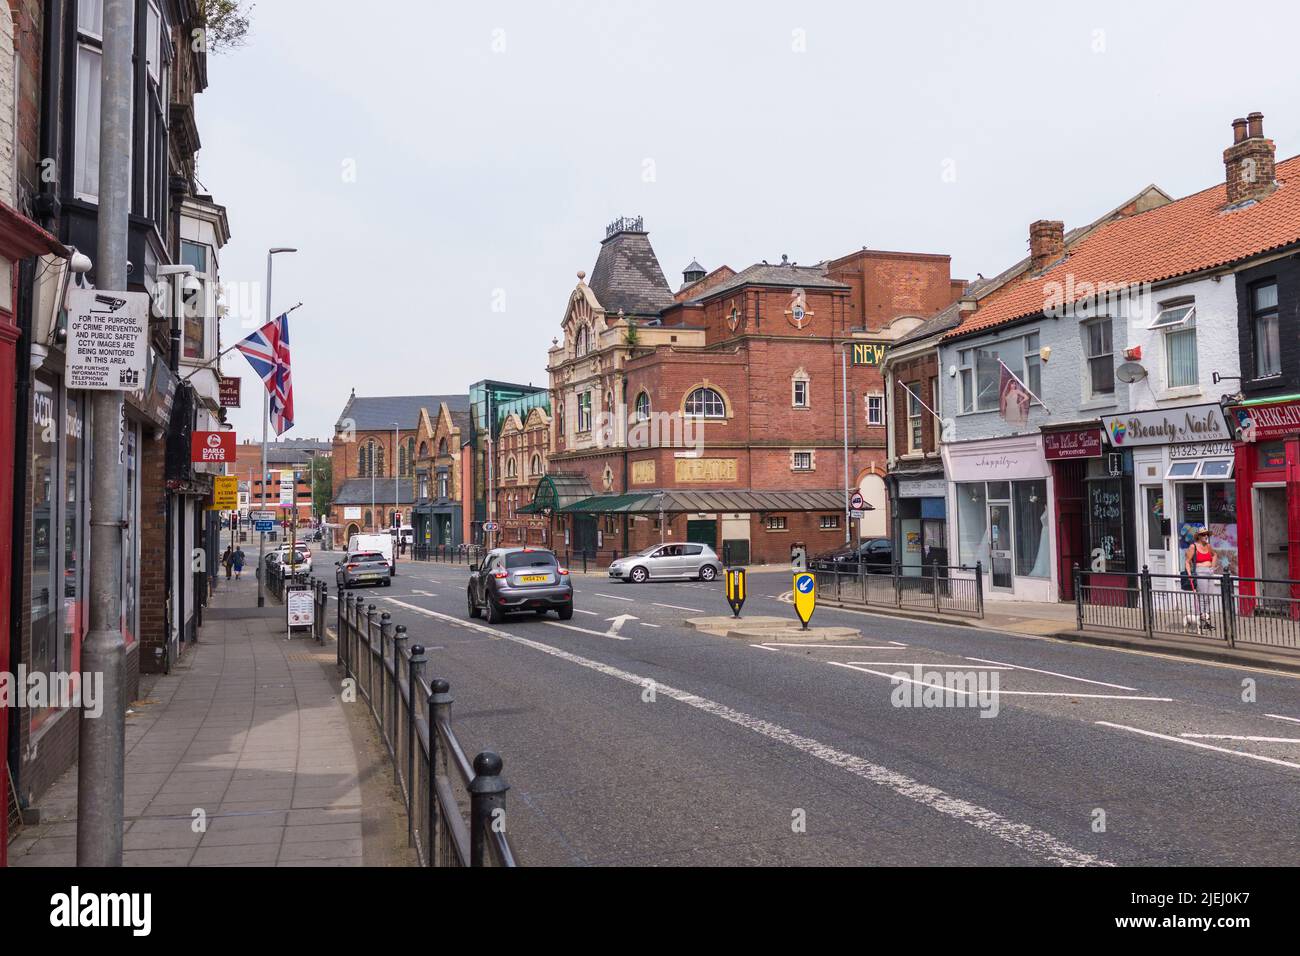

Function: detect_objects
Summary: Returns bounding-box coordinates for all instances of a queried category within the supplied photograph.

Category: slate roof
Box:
[946,154,1300,340]
[689,262,848,303]
[335,393,469,431]
[332,477,417,506]
[587,227,675,318]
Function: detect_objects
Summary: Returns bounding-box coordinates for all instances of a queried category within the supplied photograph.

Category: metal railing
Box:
[1074,564,1300,651]
[810,561,985,619]
[411,543,486,566]
[334,586,517,867]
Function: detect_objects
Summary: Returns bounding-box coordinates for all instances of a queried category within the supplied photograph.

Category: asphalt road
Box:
[320,550,1300,867]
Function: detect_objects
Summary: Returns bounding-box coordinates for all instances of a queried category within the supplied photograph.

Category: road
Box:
[322,550,1300,867]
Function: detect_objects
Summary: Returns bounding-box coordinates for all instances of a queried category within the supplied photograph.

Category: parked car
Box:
[336,550,391,588]
[467,547,573,623]
[815,538,893,572]
[608,543,721,584]
[276,543,312,576]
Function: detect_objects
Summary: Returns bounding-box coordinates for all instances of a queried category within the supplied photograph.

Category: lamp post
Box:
[393,421,401,567]
[257,247,297,608]
[840,341,855,546]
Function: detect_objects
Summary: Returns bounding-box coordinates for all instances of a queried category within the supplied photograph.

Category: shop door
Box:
[1255,485,1288,606]
[988,503,1014,589]
[574,515,598,556]
[686,519,718,549]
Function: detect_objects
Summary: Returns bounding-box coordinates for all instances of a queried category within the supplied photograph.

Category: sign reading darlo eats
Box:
[190,431,235,463]
[65,288,150,391]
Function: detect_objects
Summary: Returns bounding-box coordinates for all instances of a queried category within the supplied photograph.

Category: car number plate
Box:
[520,574,548,583]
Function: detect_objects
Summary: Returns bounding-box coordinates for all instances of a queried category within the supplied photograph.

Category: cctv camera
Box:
[68,251,92,274]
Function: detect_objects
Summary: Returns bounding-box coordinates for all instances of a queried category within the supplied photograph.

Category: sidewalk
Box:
[9,571,414,867]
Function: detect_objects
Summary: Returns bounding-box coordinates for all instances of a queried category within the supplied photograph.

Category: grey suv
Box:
[608,543,722,584]
[468,547,574,623]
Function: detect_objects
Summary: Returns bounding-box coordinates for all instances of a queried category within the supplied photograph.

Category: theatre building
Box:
[534,216,964,564]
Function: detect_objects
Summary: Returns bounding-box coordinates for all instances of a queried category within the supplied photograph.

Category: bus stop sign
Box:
[725,568,746,618]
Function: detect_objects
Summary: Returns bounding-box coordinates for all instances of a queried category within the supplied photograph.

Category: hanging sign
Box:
[65,288,151,390]
[210,475,238,511]
[191,431,235,464]
[219,376,241,407]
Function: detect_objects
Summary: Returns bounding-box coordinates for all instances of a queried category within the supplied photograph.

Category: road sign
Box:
[793,571,817,630]
[279,470,296,506]
[210,475,238,511]
[65,288,150,390]
[726,568,746,618]
[484,521,499,532]
[251,510,276,522]
[254,519,275,533]
[850,509,865,520]
[850,491,865,511]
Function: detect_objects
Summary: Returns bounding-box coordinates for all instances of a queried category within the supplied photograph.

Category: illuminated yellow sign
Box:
[793,571,816,629]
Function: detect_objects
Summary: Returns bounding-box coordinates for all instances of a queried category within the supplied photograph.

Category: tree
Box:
[311,456,333,517]
[198,0,254,53]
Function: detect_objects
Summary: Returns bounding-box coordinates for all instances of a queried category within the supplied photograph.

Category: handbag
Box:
[1180,569,1193,591]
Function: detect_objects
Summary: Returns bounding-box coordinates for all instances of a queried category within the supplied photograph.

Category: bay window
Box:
[958,332,1040,413]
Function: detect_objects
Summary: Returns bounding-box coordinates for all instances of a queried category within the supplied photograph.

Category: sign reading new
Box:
[1100,403,1230,447]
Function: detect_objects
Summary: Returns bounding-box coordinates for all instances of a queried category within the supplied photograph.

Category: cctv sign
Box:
[65,288,150,391]
[191,431,235,463]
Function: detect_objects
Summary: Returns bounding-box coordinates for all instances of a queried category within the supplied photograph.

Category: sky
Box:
[203,0,1300,442]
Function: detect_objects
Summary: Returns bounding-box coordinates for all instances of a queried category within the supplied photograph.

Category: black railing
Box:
[809,561,985,619]
[411,543,487,566]
[334,587,517,867]
[1074,564,1300,651]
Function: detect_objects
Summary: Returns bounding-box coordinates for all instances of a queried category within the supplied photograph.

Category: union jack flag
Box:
[236,314,294,435]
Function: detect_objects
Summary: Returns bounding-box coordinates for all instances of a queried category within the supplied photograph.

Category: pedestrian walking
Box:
[1185,527,1219,630]
[222,545,234,580]
[233,546,246,580]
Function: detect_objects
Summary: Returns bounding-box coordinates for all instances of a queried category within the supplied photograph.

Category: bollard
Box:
[379,612,393,742]
[427,676,451,865]
[407,642,426,854]
[338,588,349,666]
[392,623,408,757]
[469,752,509,867]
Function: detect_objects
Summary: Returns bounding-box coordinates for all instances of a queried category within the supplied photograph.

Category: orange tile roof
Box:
[945,154,1300,339]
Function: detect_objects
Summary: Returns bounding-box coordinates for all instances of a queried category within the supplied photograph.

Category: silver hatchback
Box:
[609,543,722,584]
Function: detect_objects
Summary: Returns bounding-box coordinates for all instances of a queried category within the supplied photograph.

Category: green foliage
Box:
[311,456,333,516]
[198,0,254,53]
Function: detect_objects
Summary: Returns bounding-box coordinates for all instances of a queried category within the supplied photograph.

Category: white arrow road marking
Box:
[411,589,436,597]
[380,598,1111,866]
[606,614,637,636]
[545,621,631,641]
[1098,722,1300,770]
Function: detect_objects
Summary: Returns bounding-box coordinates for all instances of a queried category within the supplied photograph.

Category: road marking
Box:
[574,609,599,616]
[1097,722,1300,770]
[1179,734,1300,743]
[830,663,1173,700]
[1266,713,1300,725]
[653,602,705,613]
[544,621,631,641]
[640,622,661,628]
[386,601,1110,866]
[606,614,637,636]
[847,662,1014,670]
[963,656,1138,691]
[760,643,901,649]
[411,589,436,597]
[596,593,636,602]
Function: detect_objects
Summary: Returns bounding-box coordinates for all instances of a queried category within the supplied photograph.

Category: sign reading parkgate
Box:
[793,571,816,630]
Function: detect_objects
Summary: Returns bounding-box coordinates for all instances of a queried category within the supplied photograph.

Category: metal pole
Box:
[78,0,133,867]
[841,344,851,545]
[257,253,272,607]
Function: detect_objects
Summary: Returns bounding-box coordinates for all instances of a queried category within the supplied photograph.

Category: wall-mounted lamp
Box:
[948,365,957,377]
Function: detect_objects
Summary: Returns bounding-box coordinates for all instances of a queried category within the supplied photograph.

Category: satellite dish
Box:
[1116,362,1147,384]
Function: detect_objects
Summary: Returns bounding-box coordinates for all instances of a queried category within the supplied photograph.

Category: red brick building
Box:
[496,406,551,547]
[533,217,964,565]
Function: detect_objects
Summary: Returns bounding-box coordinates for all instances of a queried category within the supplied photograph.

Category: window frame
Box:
[958,332,1041,413]
[1084,318,1115,398]
[906,383,923,454]
[1250,279,1281,380]
[792,377,809,408]
[866,393,884,426]
[684,387,726,419]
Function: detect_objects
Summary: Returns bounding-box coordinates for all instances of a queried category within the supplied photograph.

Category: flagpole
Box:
[898,380,945,428]
[996,358,1052,414]
[259,248,298,608]
[185,302,303,383]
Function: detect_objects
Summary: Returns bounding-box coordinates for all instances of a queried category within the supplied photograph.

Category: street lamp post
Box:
[257,247,297,608]
[840,342,854,546]
[393,421,401,568]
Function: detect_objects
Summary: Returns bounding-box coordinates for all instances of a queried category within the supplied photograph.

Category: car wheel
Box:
[384,579,391,587]
[467,590,480,619]
[486,599,503,625]
[630,566,649,584]
[699,565,718,582]
[557,607,573,621]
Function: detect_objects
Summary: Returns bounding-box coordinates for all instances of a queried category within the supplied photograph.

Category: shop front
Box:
[942,434,1055,601]
[1228,397,1300,586]
[1101,403,1237,588]
[1041,424,1113,600]
[891,475,948,576]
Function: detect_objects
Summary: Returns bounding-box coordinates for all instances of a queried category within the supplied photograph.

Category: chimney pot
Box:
[1232,117,1248,144]
[1224,112,1277,204]
[1029,220,1065,272]
[1247,111,1264,138]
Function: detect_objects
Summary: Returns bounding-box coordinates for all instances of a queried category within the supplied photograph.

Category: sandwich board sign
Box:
[287,588,314,630]
[65,288,150,391]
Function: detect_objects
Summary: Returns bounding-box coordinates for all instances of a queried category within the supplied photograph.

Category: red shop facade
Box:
[1042,423,1116,601]
[1228,398,1300,584]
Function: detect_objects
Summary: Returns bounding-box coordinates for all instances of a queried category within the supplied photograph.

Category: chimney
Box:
[1224,111,1277,205]
[1029,220,1065,272]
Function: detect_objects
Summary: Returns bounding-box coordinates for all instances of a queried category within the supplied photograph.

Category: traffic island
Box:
[685,615,861,643]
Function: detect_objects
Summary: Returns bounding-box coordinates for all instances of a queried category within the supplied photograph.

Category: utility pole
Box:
[78,0,133,867]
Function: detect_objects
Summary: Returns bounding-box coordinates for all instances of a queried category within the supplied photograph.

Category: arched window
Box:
[358,445,367,477]
[531,453,542,476]
[375,445,385,477]
[419,441,428,458]
[364,509,373,529]
[438,437,448,457]
[684,387,726,419]
[507,457,517,478]
[407,438,416,475]
[634,391,650,422]
[575,325,589,356]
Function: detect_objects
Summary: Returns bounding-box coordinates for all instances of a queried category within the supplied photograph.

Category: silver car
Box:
[336,550,392,588]
[609,543,722,584]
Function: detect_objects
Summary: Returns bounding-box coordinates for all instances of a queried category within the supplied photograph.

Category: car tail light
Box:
[493,570,508,579]
[558,567,569,576]
[347,564,358,571]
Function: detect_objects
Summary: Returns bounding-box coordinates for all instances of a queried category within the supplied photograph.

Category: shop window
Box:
[1251,281,1280,379]
[1013,480,1048,576]
[1086,478,1126,573]
[1176,481,1238,574]
[1084,319,1114,397]
[956,483,988,568]
[31,378,58,695]
[1258,441,1286,470]
[1165,459,1234,480]
[957,480,1050,579]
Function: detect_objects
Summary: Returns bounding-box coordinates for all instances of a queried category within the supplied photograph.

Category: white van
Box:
[348,532,395,575]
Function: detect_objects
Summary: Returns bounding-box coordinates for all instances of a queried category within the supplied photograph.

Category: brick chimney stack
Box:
[1224,111,1277,205]
[1029,220,1065,272]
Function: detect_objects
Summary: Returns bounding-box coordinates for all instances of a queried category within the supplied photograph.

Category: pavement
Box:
[361,555,1300,866]
[9,568,414,868]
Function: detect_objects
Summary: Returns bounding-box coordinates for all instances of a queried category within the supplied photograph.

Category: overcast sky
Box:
[204,0,1300,442]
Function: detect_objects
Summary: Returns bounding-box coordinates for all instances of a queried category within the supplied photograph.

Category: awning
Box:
[518,474,595,514]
